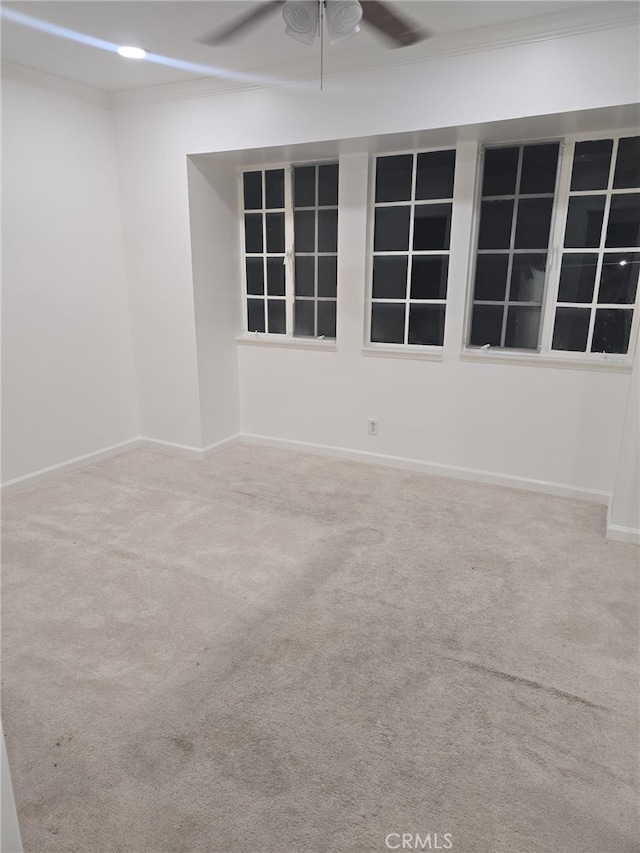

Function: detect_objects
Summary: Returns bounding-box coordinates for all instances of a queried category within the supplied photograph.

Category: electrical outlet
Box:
[368,418,379,435]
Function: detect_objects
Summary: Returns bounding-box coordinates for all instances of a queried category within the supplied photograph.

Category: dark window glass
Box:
[408,304,445,345]
[318,208,338,252]
[318,163,339,206]
[520,143,560,195]
[372,256,407,299]
[374,207,411,251]
[318,256,338,297]
[564,195,606,248]
[294,166,315,206]
[243,171,262,209]
[482,147,519,196]
[470,304,503,347]
[413,203,452,250]
[509,254,546,302]
[295,210,315,252]
[410,256,448,300]
[318,301,337,338]
[613,137,640,189]
[265,169,284,209]
[267,299,286,335]
[247,298,265,332]
[294,300,314,337]
[266,257,285,296]
[514,198,554,249]
[598,253,640,304]
[246,258,264,295]
[371,303,405,343]
[552,308,590,352]
[244,213,263,253]
[605,193,640,248]
[295,256,314,296]
[265,212,285,253]
[375,154,413,203]
[505,305,541,349]
[557,254,598,302]
[474,254,509,301]
[478,200,514,249]
[570,139,613,191]
[591,308,633,353]
[416,150,456,200]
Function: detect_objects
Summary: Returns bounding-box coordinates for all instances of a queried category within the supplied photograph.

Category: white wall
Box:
[112,22,639,497]
[608,347,640,540]
[1,79,138,484]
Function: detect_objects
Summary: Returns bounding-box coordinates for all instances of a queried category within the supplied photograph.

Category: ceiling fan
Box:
[199,1,431,50]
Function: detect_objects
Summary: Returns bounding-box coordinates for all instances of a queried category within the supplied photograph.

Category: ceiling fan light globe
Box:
[282,1,320,44]
[325,0,363,44]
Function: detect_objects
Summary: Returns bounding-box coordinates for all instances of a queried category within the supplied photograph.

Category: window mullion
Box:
[284,167,295,337]
[540,140,571,352]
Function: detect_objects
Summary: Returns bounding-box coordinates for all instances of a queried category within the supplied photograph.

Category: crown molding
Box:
[112,3,639,108]
[1,59,112,109]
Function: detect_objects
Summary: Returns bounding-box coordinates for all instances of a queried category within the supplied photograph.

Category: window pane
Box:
[265,169,284,209]
[266,257,285,296]
[318,301,337,338]
[408,304,445,345]
[318,256,337,297]
[591,308,633,353]
[570,139,613,191]
[520,143,559,195]
[564,195,606,248]
[509,254,546,302]
[246,258,264,295]
[473,254,509,301]
[265,212,285,253]
[267,299,286,335]
[514,198,553,249]
[505,305,541,349]
[410,256,448,299]
[482,147,519,196]
[294,300,314,337]
[470,304,503,347]
[413,203,452,250]
[247,298,265,332]
[372,256,407,299]
[318,208,338,252]
[294,166,315,206]
[374,207,411,251]
[614,137,640,189]
[416,150,456,200]
[478,200,514,249]
[295,256,314,296]
[552,308,590,352]
[243,171,262,210]
[318,163,339,206]
[244,213,263,253]
[371,303,405,343]
[605,193,640,248]
[295,210,315,252]
[557,254,598,302]
[598,253,640,304]
[375,154,413,202]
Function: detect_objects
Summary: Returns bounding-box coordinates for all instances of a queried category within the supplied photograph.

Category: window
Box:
[468,142,561,350]
[242,162,339,339]
[369,149,456,347]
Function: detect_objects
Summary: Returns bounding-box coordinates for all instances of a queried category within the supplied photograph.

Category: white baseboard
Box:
[606,503,640,544]
[139,434,242,458]
[241,433,610,505]
[1,439,142,496]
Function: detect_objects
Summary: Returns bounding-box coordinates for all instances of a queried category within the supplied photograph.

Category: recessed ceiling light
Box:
[117,46,147,59]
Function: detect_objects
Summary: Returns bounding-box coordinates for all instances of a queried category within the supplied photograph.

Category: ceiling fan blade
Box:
[199,1,285,46]
[360,1,430,48]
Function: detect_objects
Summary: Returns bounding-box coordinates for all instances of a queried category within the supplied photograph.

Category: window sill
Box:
[362,344,444,362]
[236,333,337,352]
[459,349,633,373]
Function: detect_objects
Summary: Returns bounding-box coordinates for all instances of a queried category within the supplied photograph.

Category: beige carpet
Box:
[2,445,638,853]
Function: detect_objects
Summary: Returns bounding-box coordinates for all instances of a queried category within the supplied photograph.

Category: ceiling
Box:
[1,1,637,95]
